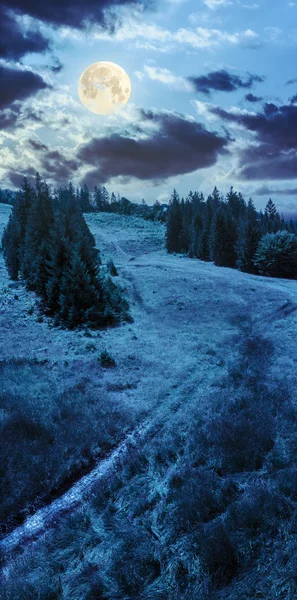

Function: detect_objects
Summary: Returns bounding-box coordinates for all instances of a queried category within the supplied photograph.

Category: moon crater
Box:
[78,61,131,115]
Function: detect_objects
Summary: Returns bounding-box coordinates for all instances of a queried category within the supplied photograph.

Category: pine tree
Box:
[45,218,71,313]
[264,198,277,233]
[254,231,297,278]
[59,247,100,326]
[79,184,92,212]
[200,224,211,261]
[110,192,117,211]
[211,209,237,267]
[288,219,296,234]
[166,189,183,253]
[189,212,203,258]
[101,186,110,211]
[180,198,193,253]
[2,215,20,280]
[93,185,110,212]
[200,196,214,261]
[94,186,103,211]
[236,199,261,273]
[21,174,54,294]
[226,187,246,221]
[1,178,34,279]
[210,186,221,210]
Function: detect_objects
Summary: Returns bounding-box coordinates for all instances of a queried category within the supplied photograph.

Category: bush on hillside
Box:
[107,259,118,276]
[253,230,297,278]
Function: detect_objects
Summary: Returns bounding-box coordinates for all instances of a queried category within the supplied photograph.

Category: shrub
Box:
[107,259,118,276]
[228,480,292,540]
[165,467,230,535]
[104,523,161,597]
[100,350,116,368]
[254,230,297,278]
[199,519,239,586]
[206,399,275,474]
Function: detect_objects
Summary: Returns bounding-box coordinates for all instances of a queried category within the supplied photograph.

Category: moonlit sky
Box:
[1,0,297,214]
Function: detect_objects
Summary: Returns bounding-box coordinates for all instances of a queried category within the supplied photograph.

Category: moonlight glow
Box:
[78,61,131,115]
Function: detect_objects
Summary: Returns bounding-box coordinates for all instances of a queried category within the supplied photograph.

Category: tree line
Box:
[84,184,167,222]
[0,183,167,221]
[166,187,297,278]
[1,175,129,328]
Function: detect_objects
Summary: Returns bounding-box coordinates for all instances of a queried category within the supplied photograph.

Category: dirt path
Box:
[0,422,147,560]
[0,368,195,564]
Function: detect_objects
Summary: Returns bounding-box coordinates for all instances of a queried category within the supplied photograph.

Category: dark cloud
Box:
[289,94,297,104]
[239,146,297,180]
[254,184,297,196]
[3,0,150,29]
[0,106,21,130]
[245,93,263,103]
[210,102,297,150]
[0,6,50,60]
[40,150,80,183]
[209,102,297,180]
[6,147,80,188]
[188,70,264,96]
[6,167,36,188]
[78,110,229,185]
[0,64,50,110]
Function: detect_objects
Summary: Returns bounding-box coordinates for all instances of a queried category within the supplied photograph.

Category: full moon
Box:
[78,61,131,115]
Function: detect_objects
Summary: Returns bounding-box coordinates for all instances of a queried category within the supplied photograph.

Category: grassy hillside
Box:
[1,206,297,598]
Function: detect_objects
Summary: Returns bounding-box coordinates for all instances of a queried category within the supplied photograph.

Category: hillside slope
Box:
[1,207,297,598]
[1,206,297,414]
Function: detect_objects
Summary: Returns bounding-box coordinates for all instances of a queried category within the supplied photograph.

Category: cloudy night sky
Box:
[0,0,296,214]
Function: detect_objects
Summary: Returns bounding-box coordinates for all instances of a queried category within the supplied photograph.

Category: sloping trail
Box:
[0,422,147,560]
[0,367,196,565]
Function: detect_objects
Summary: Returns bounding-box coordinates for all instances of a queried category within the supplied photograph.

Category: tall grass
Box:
[1,330,297,599]
[0,358,132,532]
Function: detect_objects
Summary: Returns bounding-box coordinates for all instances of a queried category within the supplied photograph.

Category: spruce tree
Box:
[110,192,117,212]
[2,215,20,280]
[200,197,214,261]
[101,186,110,211]
[211,209,237,267]
[21,174,54,294]
[166,189,183,253]
[59,247,100,326]
[254,231,297,278]
[236,199,261,273]
[180,198,193,253]
[210,186,221,210]
[226,187,246,221]
[1,178,34,280]
[94,186,103,211]
[45,217,71,313]
[79,184,92,212]
[189,212,203,258]
[264,198,277,233]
